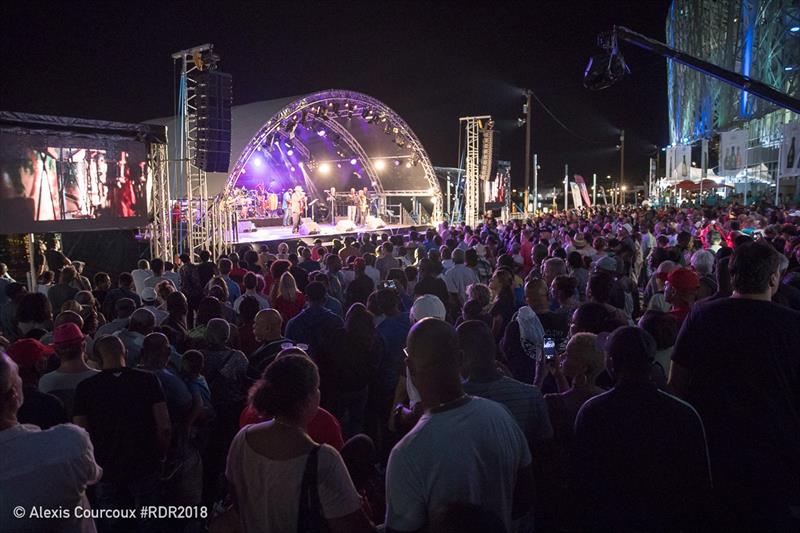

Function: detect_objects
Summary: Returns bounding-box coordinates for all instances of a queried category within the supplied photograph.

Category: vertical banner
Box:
[574,175,592,207]
[570,182,584,208]
[666,145,692,179]
[719,130,748,176]
[779,122,800,178]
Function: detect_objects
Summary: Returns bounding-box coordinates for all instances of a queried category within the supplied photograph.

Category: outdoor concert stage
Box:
[233,222,420,246]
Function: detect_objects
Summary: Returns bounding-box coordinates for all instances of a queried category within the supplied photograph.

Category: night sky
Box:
[1,1,672,192]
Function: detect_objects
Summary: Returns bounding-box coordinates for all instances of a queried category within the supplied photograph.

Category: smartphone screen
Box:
[543,337,556,361]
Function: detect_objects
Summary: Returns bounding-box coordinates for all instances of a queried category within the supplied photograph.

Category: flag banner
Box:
[779,122,800,178]
[574,174,592,207]
[719,130,748,176]
[570,182,583,208]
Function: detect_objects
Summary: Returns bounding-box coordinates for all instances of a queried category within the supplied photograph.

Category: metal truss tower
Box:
[172,44,213,255]
[148,142,172,260]
[459,115,491,228]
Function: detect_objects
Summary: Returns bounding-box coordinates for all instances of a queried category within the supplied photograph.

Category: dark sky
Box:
[1,1,672,191]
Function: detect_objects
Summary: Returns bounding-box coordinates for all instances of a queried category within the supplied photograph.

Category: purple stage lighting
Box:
[317,129,326,137]
[287,149,294,156]
[350,158,357,165]
[253,157,262,167]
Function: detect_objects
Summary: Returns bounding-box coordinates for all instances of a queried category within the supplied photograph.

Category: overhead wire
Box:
[529,90,608,145]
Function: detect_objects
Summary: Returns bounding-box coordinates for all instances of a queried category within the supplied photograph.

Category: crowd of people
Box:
[1,201,799,532]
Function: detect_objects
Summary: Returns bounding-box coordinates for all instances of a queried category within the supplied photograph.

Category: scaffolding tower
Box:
[148,141,172,260]
[459,115,491,228]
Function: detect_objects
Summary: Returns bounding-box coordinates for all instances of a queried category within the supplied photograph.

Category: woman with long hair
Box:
[226,354,374,533]
[270,271,305,329]
[488,268,517,341]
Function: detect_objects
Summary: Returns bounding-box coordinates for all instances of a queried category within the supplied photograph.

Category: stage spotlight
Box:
[337,163,342,168]
[290,166,296,172]
[317,129,327,137]
[405,162,412,168]
[383,123,392,135]
[364,108,375,123]
[393,160,401,167]
[374,159,386,170]
[319,163,331,174]
[253,157,262,167]
[350,158,357,165]
[299,162,304,168]
[287,149,294,156]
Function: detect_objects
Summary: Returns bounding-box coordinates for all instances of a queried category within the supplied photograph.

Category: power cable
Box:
[529,91,608,145]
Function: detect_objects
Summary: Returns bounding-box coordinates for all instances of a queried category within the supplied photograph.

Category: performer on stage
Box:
[290,185,306,234]
[327,187,337,222]
[348,187,358,223]
[357,188,369,227]
[282,188,292,226]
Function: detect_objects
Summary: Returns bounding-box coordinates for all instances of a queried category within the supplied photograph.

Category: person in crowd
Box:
[43,239,71,277]
[48,266,80,313]
[413,258,449,309]
[645,260,678,311]
[197,250,217,288]
[323,303,385,438]
[96,297,136,337]
[142,258,168,293]
[586,271,630,325]
[16,292,53,336]
[226,353,374,532]
[0,351,101,533]
[488,269,517,342]
[216,258,241,305]
[73,335,170,533]
[443,248,479,309]
[163,260,182,291]
[179,254,204,327]
[552,275,579,317]
[285,282,344,361]
[91,272,111,308]
[669,241,800,530]
[162,291,189,351]
[115,307,155,368]
[7,338,68,429]
[0,263,14,306]
[1,283,27,341]
[36,270,56,297]
[567,251,589,300]
[309,271,345,318]
[638,309,678,377]
[385,318,533,532]
[270,271,305,327]
[101,272,141,319]
[375,242,399,280]
[573,326,711,532]
[663,267,700,327]
[235,295,260,358]
[70,261,92,291]
[298,246,322,273]
[234,272,270,313]
[247,309,288,380]
[131,259,153,296]
[180,349,213,433]
[458,320,553,448]
[140,287,168,324]
[287,253,310,293]
[38,323,99,418]
[346,258,376,308]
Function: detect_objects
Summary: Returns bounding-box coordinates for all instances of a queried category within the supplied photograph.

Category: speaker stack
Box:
[299,218,321,235]
[193,71,233,173]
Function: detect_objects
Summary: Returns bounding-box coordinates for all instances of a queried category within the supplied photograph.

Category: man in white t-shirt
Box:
[443,248,479,307]
[385,318,533,532]
[0,352,102,533]
[233,272,270,313]
[131,259,153,296]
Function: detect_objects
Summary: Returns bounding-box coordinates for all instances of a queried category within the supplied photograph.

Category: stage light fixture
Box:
[374,159,386,170]
[383,123,392,135]
[253,157,262,167]
[350,158,357,165]
[393,160,401,167]
[317,129,326,137]
[337,163,342,168]
[405,162,412,168]
[287,149,294,156]
[584,32,630,90]
[290,166,296,172]
[791,26,800,33]
[319,163,331,174]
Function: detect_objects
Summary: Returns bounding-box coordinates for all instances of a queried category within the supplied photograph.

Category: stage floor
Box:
[234,222,417,245]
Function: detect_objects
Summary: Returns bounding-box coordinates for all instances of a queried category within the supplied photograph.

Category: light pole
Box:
[524,90,532,213]
[619,129,625,206]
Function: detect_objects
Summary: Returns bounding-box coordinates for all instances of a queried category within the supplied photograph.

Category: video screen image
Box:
[0,136,150,232]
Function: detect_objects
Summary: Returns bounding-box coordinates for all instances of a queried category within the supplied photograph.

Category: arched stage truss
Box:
[225,89,443,221]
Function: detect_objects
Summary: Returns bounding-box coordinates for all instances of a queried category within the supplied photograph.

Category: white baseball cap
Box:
[410,294,446,323]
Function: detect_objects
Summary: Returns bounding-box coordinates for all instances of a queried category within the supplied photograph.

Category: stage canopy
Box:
[149,90,442,218]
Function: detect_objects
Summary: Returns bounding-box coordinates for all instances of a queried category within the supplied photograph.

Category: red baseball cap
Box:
[667,268,700,293]
[6,339,54,369]
[53,323,85,346]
